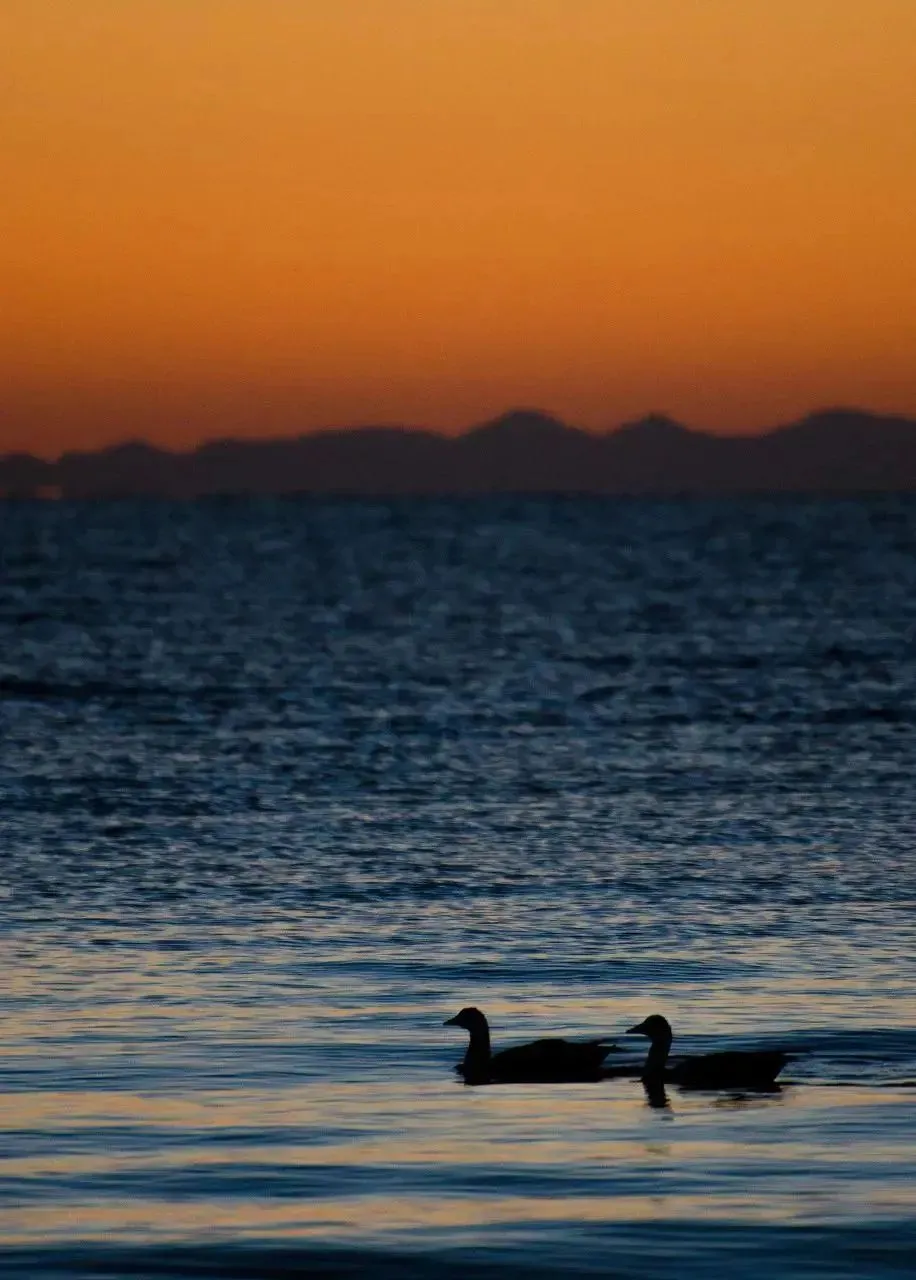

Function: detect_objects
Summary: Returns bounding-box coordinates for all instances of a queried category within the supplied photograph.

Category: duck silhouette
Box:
[444,1006,618,1084]
[626,1014,789,1091]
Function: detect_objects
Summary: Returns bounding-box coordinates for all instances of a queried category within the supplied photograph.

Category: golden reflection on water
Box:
[6,940,916,1049]
[4,939,916,1257]
[0,1187,872,1247]
[2,1082,914,1240]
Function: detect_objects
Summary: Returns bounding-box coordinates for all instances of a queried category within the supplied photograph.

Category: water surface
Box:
[1,497,915,1277]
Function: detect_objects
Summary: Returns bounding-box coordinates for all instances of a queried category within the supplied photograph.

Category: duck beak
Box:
[626,1021,648,1036]
[444,1015,460,1026]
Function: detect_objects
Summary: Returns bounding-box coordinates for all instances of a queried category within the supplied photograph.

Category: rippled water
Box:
[1,497,915,1278]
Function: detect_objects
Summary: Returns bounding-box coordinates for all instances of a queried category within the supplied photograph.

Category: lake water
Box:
[1,496,914,1278]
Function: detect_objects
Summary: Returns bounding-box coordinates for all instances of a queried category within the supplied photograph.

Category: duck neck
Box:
[642,1029,672,1079]
[463,1022,491,1072]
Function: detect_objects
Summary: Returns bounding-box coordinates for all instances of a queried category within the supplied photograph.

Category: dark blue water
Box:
[1,497,915,1279]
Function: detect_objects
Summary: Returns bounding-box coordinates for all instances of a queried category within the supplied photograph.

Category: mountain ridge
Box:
[3,407,916,496]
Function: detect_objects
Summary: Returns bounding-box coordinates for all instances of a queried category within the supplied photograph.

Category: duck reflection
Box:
[712,1086,786,1110]
[642,1079,671,1111]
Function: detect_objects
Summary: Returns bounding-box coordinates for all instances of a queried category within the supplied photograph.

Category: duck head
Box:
[626,1014,673,1046]
[444,1006,488,1032]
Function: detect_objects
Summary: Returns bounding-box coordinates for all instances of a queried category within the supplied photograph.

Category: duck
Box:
[626,1014,790,1090]
[444,1006,618,1084]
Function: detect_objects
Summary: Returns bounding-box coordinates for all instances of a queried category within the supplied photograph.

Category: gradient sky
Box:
[3,0,916,455]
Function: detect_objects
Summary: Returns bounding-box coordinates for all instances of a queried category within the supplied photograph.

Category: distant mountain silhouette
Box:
[0,451,55,497]
[3,407,916,497]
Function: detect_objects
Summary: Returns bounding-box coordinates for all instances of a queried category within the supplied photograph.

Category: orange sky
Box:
[2,0,916,456]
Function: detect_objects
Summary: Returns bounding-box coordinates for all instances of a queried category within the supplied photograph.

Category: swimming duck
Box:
[626,1014,789,1090]
[444,1006,617,1084]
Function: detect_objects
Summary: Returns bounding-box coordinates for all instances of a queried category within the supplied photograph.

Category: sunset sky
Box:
[2,0,915,456]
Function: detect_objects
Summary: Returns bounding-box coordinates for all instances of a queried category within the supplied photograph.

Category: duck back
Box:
[465,1037,614,1084]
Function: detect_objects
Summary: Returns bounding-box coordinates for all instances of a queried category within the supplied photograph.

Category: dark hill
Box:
[3,407,916,497]
[184,428,451,495]
[453,409,598,491]
[0,452,54,498]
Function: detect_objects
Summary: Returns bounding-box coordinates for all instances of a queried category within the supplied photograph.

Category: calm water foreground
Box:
[1,496,915,1279]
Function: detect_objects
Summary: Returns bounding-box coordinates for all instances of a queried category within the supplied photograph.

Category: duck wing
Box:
[669,1049,790,1091]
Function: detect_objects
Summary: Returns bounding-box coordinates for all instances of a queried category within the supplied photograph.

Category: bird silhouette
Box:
[444,1006,618,1084]
[626,1014,790,1090]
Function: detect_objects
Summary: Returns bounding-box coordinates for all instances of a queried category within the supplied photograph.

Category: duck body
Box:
[667,1049,789,1090]
[627,1014,789,1091]
[445,1007,616,1084]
